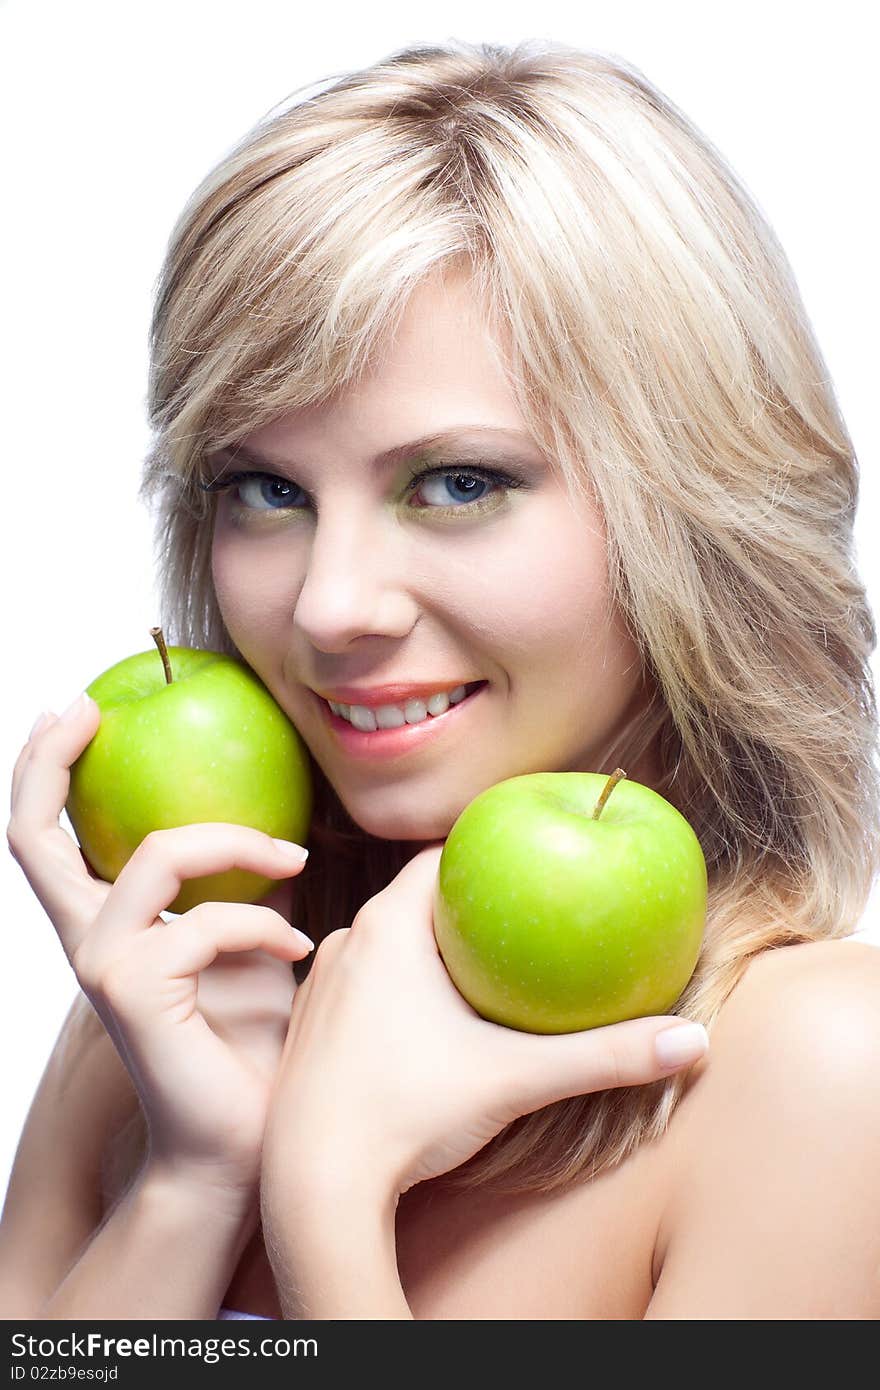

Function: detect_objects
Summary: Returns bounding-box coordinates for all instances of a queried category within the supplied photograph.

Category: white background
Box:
[1,0,878,1204]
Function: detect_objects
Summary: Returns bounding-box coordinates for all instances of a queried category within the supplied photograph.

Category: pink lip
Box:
[314,681,481,708]
[312,682,489,761]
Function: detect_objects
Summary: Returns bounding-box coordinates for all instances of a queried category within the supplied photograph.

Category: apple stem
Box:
[150,626,174,685]
[592,768,627,820]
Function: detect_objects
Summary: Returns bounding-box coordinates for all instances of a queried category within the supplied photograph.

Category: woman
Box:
[3,39,880,1320]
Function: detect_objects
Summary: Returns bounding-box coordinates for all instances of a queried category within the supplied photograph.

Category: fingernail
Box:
[60,692,89,723]
[272,839,309,864]
[291,927,315,952]
[28,710,55,739]
[655,1022,709,1068]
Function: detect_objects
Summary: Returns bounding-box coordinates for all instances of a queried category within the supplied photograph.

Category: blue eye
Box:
[414,469,498,507]
[198,462,525,515]
[200,471,306,512]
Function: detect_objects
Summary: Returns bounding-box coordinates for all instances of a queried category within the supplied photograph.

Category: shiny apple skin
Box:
[66,646,312,915]
[432,771,707,1034]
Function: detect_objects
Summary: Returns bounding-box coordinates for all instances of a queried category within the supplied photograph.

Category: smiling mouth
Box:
[312,681,486,739]
[319,680,488,731]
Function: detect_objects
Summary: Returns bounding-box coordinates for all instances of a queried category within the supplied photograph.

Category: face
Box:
[209,269,651,842]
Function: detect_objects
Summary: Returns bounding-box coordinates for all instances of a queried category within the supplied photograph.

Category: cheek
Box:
[465,511,617,666]
[210,532,296,655]
[210,536,245,637]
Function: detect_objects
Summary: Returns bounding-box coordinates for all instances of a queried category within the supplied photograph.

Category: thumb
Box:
[500,1016,709,1115]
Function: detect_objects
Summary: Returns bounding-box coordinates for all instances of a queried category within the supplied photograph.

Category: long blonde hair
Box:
[139,38,880,1194]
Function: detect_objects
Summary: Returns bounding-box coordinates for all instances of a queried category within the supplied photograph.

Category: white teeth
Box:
[327,682,478,729]
[376,704,406,729]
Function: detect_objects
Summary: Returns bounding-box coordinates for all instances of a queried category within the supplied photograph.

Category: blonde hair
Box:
[140,38,880,1194]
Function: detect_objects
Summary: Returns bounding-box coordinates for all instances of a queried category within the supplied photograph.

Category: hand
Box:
[261,844,709,1203]
[7,698,313,1198]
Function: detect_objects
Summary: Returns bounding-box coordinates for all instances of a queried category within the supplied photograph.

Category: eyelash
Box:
[198,462,526,517]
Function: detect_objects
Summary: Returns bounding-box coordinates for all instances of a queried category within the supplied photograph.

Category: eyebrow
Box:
[210,426,543,475]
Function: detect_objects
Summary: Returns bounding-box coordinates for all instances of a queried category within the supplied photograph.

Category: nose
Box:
[293,501,419,652]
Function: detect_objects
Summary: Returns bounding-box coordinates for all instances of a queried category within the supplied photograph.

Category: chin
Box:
[338,793,456,843]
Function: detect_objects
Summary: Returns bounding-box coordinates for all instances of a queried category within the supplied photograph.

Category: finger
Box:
[9,743,32,818]
[499,1015,710,1116]
[10,712,55,812]
[353,843,444,941]
[389,843,445,889]
[145,902,315,981]
[279,959,315,1064]
[77,904,311,1021]
[10,695,99,829]
[83,825,310,959]
[7,697,108,938]
[10,711,61,813]
[277,930,349,1060]
[363,844,444,908]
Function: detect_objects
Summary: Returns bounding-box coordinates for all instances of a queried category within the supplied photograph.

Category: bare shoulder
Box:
[730,933,880,1000]
[707,936,880,1078]
[0,991,141,1315]
[649,937,880,1318]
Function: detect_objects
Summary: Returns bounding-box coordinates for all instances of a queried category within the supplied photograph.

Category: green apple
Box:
[66,628,313,915]
[433,770,706,1034]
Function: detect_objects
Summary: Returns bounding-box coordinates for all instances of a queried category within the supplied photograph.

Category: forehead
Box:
[237,270,529,465]
[360,267,513,394]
